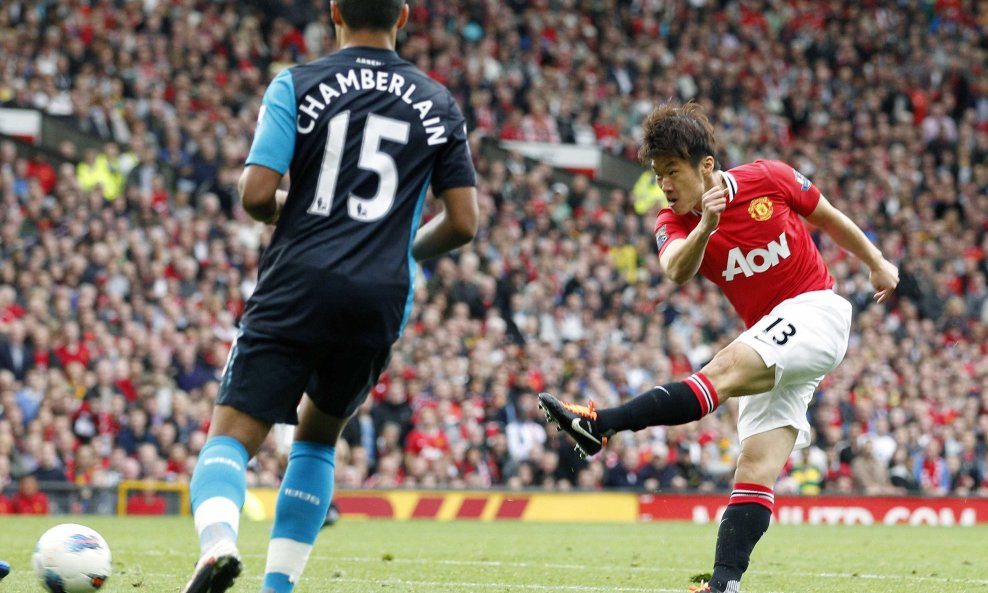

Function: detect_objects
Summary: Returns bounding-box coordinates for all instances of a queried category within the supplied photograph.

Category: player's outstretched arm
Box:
[411,186,479,262]
[239,164,287,225]
[806,195,899,303]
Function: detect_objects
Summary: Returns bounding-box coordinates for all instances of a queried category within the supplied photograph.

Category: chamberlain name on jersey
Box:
[242,47,476,346]
[294,68,447,146]
[654,160,834,328]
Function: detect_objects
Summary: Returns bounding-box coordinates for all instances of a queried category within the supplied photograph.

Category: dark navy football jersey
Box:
[242,46,476,346]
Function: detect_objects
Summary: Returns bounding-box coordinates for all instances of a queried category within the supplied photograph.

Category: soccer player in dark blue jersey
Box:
[181,2,478,592]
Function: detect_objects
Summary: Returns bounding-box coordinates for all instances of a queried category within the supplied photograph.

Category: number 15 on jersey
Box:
[308,111,410,222]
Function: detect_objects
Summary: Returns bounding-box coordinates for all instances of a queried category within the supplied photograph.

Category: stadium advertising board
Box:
[244,489,988,526]
[247,489,637,522]
[328,490,638,522]
[640,494,988,526]
[0,108,41,143]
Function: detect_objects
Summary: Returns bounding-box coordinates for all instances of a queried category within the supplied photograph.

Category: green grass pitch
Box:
[2,516,986,592]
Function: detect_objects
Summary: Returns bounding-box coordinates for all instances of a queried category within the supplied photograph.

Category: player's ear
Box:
[330,2,344,28]
[701,155,715,174]
[396,3,410,30]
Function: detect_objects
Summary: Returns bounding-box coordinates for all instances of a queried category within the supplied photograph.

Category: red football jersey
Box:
[654,160,834,327]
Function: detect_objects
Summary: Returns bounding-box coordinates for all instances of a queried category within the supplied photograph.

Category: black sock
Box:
[710,485,774,592]
[595,373,719,434]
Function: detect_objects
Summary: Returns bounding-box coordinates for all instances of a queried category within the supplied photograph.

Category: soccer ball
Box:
[32,524,112,593]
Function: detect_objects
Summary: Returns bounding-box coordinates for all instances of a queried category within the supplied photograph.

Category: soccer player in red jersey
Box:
[10,475,49,515]
[539,102,899,593]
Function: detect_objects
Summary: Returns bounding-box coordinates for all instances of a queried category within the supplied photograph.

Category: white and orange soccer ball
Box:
[32,524,112,593]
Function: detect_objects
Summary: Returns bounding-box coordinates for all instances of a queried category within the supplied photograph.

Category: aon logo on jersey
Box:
[722,233,790,281]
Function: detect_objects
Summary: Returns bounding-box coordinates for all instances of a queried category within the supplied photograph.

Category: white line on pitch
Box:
[114,572,687,593]
[332,578,675,592]
[319,555,988,586]
[142,550,988,587]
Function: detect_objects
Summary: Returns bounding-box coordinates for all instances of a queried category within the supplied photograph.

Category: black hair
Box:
[637,101,718,168]
[335,0,404,31]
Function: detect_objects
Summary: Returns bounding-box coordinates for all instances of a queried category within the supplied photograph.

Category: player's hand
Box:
[698,185,728,233]
[870,259,899,304]
[264,190,288,225]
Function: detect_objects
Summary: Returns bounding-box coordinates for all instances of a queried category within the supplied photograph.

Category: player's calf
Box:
[595,372,720,432]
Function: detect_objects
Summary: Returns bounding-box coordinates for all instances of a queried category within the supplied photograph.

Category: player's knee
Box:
[295,419,345,446]
[734,427,798,485]
[700,347,748,398]
[295,397,348,446]
[734,450,781,486]
[208,405,272,457]
[700,343,774,399]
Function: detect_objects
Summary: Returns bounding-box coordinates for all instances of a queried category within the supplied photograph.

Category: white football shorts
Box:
[735,289,852,449]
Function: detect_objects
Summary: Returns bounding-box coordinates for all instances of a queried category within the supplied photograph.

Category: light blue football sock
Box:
[190,435,249,554]
[261,441,335,593]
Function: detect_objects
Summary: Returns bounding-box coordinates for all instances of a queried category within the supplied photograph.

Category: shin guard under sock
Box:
[596,373,719,433]
[710,483,774,592]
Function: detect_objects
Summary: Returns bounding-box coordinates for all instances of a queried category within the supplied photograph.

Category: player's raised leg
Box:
[540,341,774,457]
[183,405,272,593]
[261,396,347,593]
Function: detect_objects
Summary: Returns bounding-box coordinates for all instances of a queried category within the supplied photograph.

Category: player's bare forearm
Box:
[808,197,883,268]
[243,190,286,225]
[239,165,286,224]
[411,211,475,261]
[413,186,479,261]
[661,226,714,285]
[660,184,725,284]
[808,196,899,302]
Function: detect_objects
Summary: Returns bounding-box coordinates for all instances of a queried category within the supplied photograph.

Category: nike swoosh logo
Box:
[570,417,600,444]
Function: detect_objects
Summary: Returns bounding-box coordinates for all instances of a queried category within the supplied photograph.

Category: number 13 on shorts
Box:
[759,316,796,345]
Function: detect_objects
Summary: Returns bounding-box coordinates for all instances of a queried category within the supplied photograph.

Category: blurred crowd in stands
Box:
[1,0,988,513]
